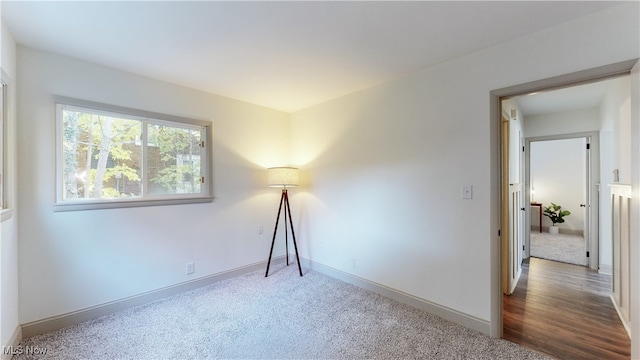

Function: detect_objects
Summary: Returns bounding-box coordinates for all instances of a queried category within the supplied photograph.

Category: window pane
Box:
[56,98,211,211]
[0,83,4,210]
[62,108,142,200]
[147,123,202,195]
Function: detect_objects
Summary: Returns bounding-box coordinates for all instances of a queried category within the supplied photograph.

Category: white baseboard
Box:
[508,268,522,295]
[1,325,22,360]
[610,294,631,338]
[599,264,613,275]
[535,227,583,236]
[20,254,489,342]
[21,256,285,339]
[299,257,491,336]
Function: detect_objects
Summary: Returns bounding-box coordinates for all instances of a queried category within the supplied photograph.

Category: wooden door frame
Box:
[489,59,638,340]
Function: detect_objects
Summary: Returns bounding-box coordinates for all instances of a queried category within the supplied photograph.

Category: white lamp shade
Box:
[267,167,299,187]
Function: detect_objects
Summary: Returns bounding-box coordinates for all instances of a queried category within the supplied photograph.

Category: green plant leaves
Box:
[542,202,571,225]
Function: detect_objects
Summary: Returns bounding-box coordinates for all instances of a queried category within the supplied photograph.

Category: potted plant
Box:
[543,202,571,234]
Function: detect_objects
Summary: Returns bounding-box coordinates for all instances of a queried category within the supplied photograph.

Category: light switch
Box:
[462,185,473,199]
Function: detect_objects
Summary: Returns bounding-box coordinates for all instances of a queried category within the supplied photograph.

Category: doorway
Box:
[527,135,595,268]
[495,64,636,357]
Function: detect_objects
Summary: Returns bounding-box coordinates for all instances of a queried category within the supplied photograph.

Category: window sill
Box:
[1,208,14,222]
[53,197,214,212]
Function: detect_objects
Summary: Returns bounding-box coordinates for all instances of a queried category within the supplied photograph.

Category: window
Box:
[0,78,5,212]
[1,69,13,221]
[55,97,212,211]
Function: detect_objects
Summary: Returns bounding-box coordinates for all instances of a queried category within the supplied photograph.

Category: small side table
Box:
[530,202,542,233]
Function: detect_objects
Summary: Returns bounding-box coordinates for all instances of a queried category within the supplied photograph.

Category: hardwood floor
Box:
[503,257,630,359]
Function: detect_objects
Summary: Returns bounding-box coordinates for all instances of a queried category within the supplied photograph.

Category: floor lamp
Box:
[265,167,303,277]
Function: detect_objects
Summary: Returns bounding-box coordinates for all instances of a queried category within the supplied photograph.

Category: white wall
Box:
[530,138,586,232]
[603,77,632,184]
[290,3,639,325]
[0,17,20,353]
[502,99,525,184]
[523,108,600,234]
[521,80,630,274]
[524,107,600,137]
[599,76,631,274]
[8,1,640,346]
[16,47,291,324]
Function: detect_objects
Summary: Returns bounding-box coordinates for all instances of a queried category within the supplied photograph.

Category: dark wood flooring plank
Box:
[503,257,630,360]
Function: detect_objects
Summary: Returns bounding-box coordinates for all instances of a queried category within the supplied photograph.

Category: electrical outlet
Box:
[462,185,473,199]
[186,262,195,275]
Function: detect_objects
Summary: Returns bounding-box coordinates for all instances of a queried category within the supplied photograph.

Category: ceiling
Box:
[1,1,623,113]
[514,77,622,117]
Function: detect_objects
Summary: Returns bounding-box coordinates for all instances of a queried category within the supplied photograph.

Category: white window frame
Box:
[54,96,213,212]
[0,69,11,221]
[0,79,7,211]
[0,76,5,213]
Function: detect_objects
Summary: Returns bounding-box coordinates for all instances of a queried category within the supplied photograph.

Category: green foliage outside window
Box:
[62,107,203,201]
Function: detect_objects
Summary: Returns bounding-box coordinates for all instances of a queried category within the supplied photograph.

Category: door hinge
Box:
[201,176,205,184]
[586,251,590,258]
[201,141,205,148]
[523,245,525,250]
[498,229,501,237]
[522,146,525,152]
[586,143,591,150]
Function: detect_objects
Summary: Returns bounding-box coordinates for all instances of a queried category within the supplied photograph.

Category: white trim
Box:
[53,96,210,127]
[599,264,613,275]
[21,257,285,338]
[300,258,491,335]
[53,197,214,212]
[53,96,213,211]
[609,183,632,198]
[19,254,491,342]
[628,59,639,360]
[525,134,601,269]
[0,208,13,222]
[1,325,22,360]
[0,69,9,214]
[490,59,639,340]
[610,294,632,338]
[508,270,521,295]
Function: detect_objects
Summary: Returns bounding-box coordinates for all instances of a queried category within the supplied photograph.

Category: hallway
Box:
[529,232,587,266]
[503,257,630,359]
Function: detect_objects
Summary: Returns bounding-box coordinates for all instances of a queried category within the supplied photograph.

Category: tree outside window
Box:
[56,100,211,211]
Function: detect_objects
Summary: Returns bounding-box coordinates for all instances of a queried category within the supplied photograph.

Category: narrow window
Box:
[0,80,5,211]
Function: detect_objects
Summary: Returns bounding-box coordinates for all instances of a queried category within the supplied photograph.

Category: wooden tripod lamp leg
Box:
[265,188,303,277]
[284,190,303,277]
[284,196,289,266]
[265,190,286,277]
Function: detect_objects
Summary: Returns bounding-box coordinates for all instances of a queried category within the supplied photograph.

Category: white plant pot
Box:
[549,225,559,235]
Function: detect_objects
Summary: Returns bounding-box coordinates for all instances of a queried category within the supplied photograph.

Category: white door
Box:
[529,136,593,267]
[583,136,592,268]
[509,183,524,292]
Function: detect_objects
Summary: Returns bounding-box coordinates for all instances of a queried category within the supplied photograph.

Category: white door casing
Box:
[525,133,599,270]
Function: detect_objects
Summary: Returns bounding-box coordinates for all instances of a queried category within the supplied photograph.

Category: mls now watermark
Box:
[3,345,48,356]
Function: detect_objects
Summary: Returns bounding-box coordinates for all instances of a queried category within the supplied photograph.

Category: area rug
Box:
[530,231,587,266]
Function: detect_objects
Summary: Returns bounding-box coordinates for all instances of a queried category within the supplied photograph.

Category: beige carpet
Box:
[530,231,587,266]
[16,264,552,359]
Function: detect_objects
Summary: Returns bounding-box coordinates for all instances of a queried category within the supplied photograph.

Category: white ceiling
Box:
[1,1,622,113]
[514,77,621,117]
